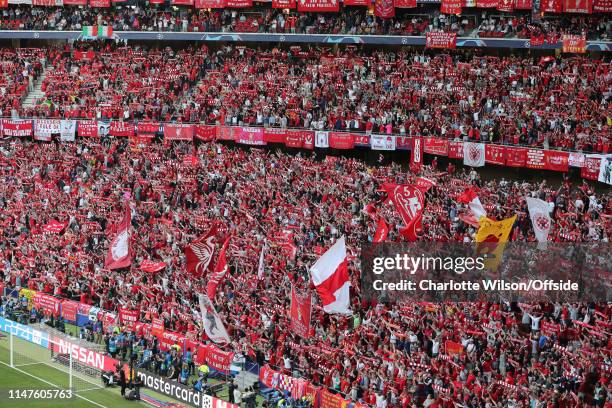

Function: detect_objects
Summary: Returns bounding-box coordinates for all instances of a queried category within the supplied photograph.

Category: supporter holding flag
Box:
[373,218,389,242]
[525,197,552,247]
[310,236,351,315]
[104,202,132,270]
[184,224,217,277]
[457,187,487,221]
[198,293,231,343]
[383,184,424,242]
[206,236,231,300]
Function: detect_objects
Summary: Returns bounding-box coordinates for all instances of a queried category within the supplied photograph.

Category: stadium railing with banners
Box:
[0,29,610,50]
[1,118,610,183]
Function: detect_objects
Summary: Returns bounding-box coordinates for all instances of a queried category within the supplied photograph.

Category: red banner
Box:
[285,130,304,148]
[497,0,513,10]
[263,128,287,143]
[476,0,497,6]
[581,156,601,180]
[395,0,417,6]
[424,137,449,155]
[344,0,368,4]
[63,0,87,4]
[33,293,61,316]
[525,148,546,169]
[505,147,527,167]
[77,303,92,316]
[164,124,194,141]
[159,330,186,351]
[353,134,370,146]
[564,0,592,12]
[151,318,165,337]
[542,0,563,12]
[135,122,159,138]
[375,0,395,17]
[237,127,266,146]
[198,344,235,373]
[562,35,586,53]
[195,125,217,141]
[217,126,235,141]
[329,132,355,149]
[411,137,423,172]
[440,0,462,13]
[514,0,532,7]
[171,0,194,4]
[485,145,506,165]
[290,287,312,338]
[272,0,296,7]
[90,0,110,6]
[593,0,612,11]
[61,300,79,322]
[426,32,457,49]
[78,120,98,138]
[543,150,569,172]
[195,0,225,6]
[109,121,134,137]
[2,120,33,137]
[303,131,315,150]
[297,0,339,11]
[118,308,139,329]
[445,340,464,355]
[225,0,252,6]
[448,141,464,159]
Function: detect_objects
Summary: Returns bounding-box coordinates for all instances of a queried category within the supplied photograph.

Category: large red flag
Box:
[104,203,132,270]
[383,185,424,242]
[206,237,231,300]
[184,224,217,277]
[290,286,312,338]
[373,218,389,243]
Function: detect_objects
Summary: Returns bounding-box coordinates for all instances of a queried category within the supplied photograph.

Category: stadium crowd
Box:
[0,4,609,39]
[0,136,610,406]
[11,43,612,153]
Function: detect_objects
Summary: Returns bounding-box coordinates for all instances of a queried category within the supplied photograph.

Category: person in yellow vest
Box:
[198,363,210,382]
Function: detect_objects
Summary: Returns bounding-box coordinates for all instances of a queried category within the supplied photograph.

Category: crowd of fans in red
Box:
[0,48,45,117]
[0,135,610,406]
[12,43,612,154]
[0,4,609,39]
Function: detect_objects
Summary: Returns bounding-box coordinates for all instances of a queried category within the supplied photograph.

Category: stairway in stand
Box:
[21,66,49,109]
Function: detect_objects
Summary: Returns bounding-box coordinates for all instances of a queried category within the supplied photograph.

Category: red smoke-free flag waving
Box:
[105,203,132,270]
[383,185,424,242]
[373,218,389,243]
[184,224,217,277]
[206,237,231,300]
[310,236,351,315]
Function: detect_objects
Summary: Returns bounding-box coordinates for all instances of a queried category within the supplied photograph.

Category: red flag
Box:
[140,260,167,273]
[415,177,436,193]
[375,0,395,17]
[373,218,389,243]
[104,203,132,270]
[42,219,68,234]
[384,184,424,242]
[445,340,464,355]
[206,237,231,300]
[184,224,217,277]
[290,286,312,338]
[411,136,423,173]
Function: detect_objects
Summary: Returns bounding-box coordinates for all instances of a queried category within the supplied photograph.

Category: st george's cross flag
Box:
[310,236,351,315]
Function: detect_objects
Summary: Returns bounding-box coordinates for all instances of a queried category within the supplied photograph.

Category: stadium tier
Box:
[0,2,611,408]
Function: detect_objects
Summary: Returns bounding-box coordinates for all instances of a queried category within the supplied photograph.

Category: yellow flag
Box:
[475,215,516,270]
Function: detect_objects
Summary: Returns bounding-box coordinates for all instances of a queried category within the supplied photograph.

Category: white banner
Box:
[525,197,552,246]
[370,134,396,151]
[598,154,612,185]
[33,119,61,141]
[60,120,76,142]
[568,152,585,168]
[198,293,231,344]
[315,131,329,148]
[463,142,485,167]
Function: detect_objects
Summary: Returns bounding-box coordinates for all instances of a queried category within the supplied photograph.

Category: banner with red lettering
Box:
[135,122,159,138]
[514,0,532,7]
[542,0,563,12]
[411,137,423,172]
[109,121,135,137]
[329,132,355,149]
[272,0,296,6]
[225,0,253,6]
[285,130,304,148]
[90,0,110,6]
[426,32,457,48]
[395,0,416,6]
[568,152,585,168]
[505,147,527,167]
[423,137,449,155]
[485,145,506,165]
[198,344,235,373]
[448,141,463,159]
[217,126,235,141]
[237,127,266,146]
[593,0,612,11]
[375,0,395,17]
[562,35,586,53]
[497,0,513,10]
[564,0,592,12]
[61,300,79,322]
[159,330,186,351]
[263,128,287,143]
[440,0,462,13]
[581,155,601,180]
[33,0,62,5]
[2,119,33,137]
[194,125,217,141]
[164,124,194,141]
[353,134,370,146]
[78,120,98,138]
[544,150,569,172]
[195,0,224,6]
[297,0,339,11]
[118,308,139,329]
[33,293,61,316]
[319,389,349,408]
[476,0,498,6]
[51,337,121,371]
[33,119,61,141]
[290,286,312,338]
